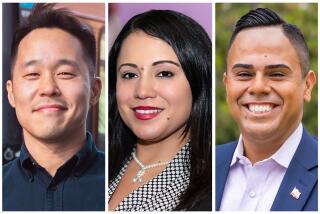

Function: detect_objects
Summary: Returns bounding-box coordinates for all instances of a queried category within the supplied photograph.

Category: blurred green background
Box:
[216,3,318,145]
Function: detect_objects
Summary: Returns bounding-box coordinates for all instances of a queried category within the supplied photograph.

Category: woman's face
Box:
[116,30,192,142]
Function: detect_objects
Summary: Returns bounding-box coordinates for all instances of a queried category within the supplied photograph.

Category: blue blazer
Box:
[216,128,318,211]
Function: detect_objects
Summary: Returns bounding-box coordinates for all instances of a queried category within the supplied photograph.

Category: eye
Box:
[238,71,252,77]
[58,72,74,76]
[24,72,40,80]
[270,72,285,77]
[235,71,253,80]
[122,72,138,79]
[57,72,76,79]
[157,71,174,78]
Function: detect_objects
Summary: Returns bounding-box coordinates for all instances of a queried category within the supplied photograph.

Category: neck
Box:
[135,128,189,164]
[242,121,300,164]
[23,130,86,177]
[242,138,282,164]
[242,124,299,164]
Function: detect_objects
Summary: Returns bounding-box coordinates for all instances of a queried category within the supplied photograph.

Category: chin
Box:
[133,129,164,143]
[131,126,162,141]
[135,135,162,143]
[31,128,68,143]
[241,123,280,142]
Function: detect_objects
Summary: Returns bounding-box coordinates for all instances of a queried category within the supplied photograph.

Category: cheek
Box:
[226,81,246,104]
[12,81,37,105]
[161,80,192,114]
[11,81,37,125]
[275,82,304,104]
[116,81,133,109]
[116,81,135,127]
[60,81,91,109]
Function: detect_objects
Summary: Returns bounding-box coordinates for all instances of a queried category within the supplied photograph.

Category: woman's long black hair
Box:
[109,10,212,210]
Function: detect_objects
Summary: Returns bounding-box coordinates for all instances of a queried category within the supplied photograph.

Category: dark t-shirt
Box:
[3,133,105,211]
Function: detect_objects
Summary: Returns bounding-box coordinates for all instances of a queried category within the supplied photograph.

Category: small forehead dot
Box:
[140,67,144,71]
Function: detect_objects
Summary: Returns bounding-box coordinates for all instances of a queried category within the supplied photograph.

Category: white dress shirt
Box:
[220,123,303,211]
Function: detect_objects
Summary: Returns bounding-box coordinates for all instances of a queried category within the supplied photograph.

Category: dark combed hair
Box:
[11,3,96,79]
[109,10,212,210]
[228,8,310,76]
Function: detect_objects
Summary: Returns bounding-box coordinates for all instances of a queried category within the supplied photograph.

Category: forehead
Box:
[227,26,300,69]
[15,28,83,65]
[117,30,179,66]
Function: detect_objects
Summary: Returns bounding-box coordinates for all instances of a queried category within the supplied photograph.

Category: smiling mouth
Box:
[133,106,163,120]
[246,104,276,114]
[135,109,162,114]
[34,104,68,113]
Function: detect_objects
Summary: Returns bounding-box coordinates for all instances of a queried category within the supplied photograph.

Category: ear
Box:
[223,72,228,86]
[6,80,16,108]
[90,77,102,106]
[223,72,229,102]
[303,70,316,102]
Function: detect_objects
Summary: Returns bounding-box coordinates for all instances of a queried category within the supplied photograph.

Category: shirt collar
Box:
[20,132,98,177]
[231,123,303,168]
[230,135,244,166]
[73,132,99,176]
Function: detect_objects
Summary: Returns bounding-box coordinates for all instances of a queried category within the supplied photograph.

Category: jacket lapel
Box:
[215,142,237,210]
[271,129,318,211]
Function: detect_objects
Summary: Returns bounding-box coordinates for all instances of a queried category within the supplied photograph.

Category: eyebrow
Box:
[152,60,180,67]
[23,59,80,70]
[232,63,254,70]
[118,60,180,71]
[23,60,40,68]
[231,63,291,71]
[264,64,291,70]
[55,59,80,70]
[118,63,138,71]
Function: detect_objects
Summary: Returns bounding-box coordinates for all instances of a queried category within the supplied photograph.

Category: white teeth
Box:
[135,109,162,114]
[248,104,273,113]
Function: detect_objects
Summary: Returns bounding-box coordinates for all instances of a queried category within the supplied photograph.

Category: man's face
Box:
[224,26,315,143]
[7,28,100,142]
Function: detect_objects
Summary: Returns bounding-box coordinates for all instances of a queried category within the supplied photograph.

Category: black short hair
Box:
[228,8,309,76]
[109,10,212,210]
[11,3,96,79]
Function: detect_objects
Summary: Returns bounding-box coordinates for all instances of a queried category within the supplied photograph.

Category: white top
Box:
[220,123,303,211]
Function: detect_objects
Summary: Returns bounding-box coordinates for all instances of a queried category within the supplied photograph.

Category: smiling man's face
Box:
[7,28,96,143]
[224,26,315,144]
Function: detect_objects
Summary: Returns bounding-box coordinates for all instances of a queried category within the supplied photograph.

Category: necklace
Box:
[132,152,171,183]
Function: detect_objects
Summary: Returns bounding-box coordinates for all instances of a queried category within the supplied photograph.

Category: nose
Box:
[248,73,271,95]
[38,73,61,97]
[134,76,156,99]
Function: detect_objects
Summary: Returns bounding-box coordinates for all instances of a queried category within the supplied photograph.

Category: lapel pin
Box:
[290,187,301,200]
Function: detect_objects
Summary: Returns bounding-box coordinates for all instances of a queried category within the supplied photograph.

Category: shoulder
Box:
[95,150,105,162]
[216,141,237,155]
[3,158,19,174]
[303,128,317,146]
[3,158,20,182]
[89,149,105,173]
[299,128,318,157]
[286,127,317,187]
[216,141,237,166]
[188,193,212,211]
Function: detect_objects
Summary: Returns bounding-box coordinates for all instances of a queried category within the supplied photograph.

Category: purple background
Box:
[112,3,212,39]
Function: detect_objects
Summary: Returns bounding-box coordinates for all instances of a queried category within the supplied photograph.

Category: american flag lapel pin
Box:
[290,187,301,200]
